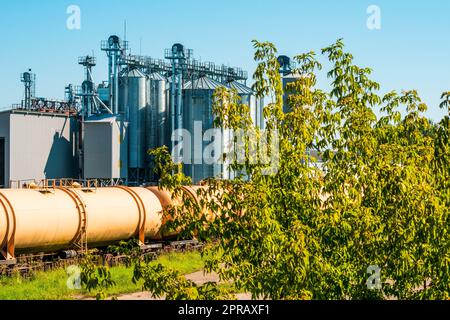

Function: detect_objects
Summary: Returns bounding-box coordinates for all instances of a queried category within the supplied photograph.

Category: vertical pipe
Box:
[24,83,30,110]
[86,68,90,116]
[158,80,166,147]
[176,72,183,134]
[112,53,116,114]
[108,53,114,114]
[113,53,119,115]
[170,64,176,150]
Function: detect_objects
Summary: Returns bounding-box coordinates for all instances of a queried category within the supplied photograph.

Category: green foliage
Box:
[79,254,116,300]
[0,251,205,300]
[107,239,143,267]
[133,263,233,300]
[146,39,450,300]
[150,146,192,189]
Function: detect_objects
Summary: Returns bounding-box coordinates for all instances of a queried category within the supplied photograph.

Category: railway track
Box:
[0,239,203,277]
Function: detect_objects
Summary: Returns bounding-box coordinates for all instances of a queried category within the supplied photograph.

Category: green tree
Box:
[79,253,116,300]
[138,39,449,300]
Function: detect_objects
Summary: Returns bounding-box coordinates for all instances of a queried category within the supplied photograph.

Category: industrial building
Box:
[0,35,271,188]
[0,110,78,188]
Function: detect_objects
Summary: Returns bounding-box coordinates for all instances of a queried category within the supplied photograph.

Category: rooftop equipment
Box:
[20,69,35,110]
[77,56,113,116]
[101,35,128,115]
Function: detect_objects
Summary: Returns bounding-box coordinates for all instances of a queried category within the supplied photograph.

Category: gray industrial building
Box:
[0,110,77,188]
[0,35,296,188]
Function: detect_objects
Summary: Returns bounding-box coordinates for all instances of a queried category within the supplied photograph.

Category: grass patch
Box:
[0,251,204,300]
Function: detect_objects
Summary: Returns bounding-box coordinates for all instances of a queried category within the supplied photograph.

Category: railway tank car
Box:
[0,185,200,264]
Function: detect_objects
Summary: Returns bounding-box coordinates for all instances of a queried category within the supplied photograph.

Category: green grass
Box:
[0,251,204,300]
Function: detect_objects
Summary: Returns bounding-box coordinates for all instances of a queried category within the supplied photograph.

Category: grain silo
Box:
[182,76,226,183]
[278,55,301,113]
[146,72,167,156]
[224,80,266,179]
[119,69,147,183]
[226,80,262,127]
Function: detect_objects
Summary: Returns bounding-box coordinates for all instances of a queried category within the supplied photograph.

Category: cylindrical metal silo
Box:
[146,73,167,156]
[227,81,258,126]
[120,69,147,171]
[225,81,266,180]
[183,76,226,184]
[281,72,302,113]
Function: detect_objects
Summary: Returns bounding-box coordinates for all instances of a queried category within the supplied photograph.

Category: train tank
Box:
[0,186,171,259]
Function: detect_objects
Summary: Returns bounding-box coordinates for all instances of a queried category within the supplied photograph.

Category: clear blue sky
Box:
[0,0,449,121]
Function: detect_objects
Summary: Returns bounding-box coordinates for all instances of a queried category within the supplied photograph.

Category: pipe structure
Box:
[0,185,203,261]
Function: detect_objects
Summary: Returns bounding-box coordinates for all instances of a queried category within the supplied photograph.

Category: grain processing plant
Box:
[0,35,266,188]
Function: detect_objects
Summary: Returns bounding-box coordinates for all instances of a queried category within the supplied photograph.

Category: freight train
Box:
[0,183,203,268]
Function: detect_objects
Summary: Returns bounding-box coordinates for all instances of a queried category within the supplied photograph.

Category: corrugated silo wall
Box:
[4,111,77,184]
[146,78,167,181]
[127,75,147,170]
[282,75,302,113]
[157,80,167,148]
[182,89,222,184]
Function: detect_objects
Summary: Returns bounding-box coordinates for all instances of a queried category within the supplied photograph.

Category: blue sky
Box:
[0,0,449,120]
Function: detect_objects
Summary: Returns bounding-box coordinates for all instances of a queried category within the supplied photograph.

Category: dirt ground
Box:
[114,271,252,300]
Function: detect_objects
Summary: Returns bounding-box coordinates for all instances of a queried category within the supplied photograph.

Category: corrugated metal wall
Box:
[123,69,147,169]
[83,116,128,180]
[182,77,225,184]
[0,111,77,186]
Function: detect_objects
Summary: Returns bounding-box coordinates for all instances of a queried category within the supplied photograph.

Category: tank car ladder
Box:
[57,187,88,254]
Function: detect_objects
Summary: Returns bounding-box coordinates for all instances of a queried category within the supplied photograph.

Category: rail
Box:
[8,178,125,190]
